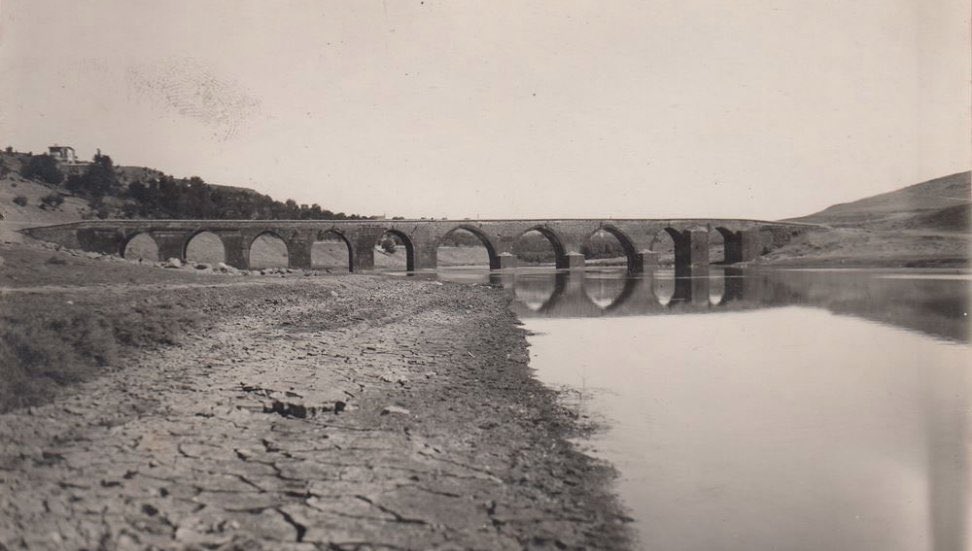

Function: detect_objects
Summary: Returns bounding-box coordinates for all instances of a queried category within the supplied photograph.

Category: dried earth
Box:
[0,275,631,550]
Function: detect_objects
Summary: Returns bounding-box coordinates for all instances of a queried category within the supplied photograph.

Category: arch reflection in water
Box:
[512,271,568,313]
[452,267,970,344]
[709,271,726,305]
[583,269,631,309]
[493,268,738,318]
[653,271,675,306]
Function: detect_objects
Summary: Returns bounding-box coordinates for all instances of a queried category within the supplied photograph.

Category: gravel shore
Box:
[0,276,631,549]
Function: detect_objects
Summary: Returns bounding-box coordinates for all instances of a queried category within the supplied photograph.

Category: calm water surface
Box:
[439,267,970,551]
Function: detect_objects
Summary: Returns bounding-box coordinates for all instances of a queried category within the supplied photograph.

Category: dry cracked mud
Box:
[0,276,631,550]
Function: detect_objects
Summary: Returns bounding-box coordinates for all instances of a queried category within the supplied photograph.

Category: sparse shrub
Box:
[12,195,27,207]
[40,193,64,208]
[380,236,397,254]
[0,292,202,412]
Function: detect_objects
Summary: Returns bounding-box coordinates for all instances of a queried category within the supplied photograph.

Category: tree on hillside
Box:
[53,148,370,220]
[66,152,119,200]
[23,154,63,185]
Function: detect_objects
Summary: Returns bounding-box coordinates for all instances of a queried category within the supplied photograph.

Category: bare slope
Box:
[765,171,971,267]
[790,171,971,229]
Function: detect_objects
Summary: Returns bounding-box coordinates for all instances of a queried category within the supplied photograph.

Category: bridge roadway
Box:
[23,218,813,273]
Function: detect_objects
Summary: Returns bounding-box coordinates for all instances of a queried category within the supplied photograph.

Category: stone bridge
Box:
[22,219,814,273]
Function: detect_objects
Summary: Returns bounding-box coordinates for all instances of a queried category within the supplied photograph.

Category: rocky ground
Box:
[0,275,631,550]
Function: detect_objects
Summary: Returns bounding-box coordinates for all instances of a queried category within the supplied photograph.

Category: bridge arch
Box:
[184,230,226,265]
[313,229,354,272]
[514,225,568,269]
[648,228,680,265]
[375,228,416,272]
[248,230,289,269]
[437,225,500,270]
[121,232,160,261]
[582,225,638,274]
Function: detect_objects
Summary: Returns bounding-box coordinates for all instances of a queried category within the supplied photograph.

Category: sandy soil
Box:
[0,276,630,549]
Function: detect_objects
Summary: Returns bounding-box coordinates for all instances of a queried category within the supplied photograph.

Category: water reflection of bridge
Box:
[494,267,771,317]
[460,267,970,343]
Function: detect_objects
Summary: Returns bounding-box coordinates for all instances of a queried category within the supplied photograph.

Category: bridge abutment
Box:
[76,228,125,256]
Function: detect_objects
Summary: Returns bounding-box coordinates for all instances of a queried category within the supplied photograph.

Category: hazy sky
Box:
[1,1,968,220]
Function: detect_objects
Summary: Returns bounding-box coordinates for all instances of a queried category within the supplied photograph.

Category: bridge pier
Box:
[672,228,708,275]
[630,250,658,274]
[151,231,190,262]
[563,252,585,270]
[285,237,314,270]
[214,232,250,270]
[671,265,710,307]
[722,267,746,303]
[352,243,375,271]
[414,244,437,271]
[722,228,761,264]
[497,253,517,270]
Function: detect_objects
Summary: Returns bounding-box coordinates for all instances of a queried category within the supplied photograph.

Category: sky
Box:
[0,0,968,220]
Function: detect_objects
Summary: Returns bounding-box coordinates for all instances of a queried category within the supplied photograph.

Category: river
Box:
[438,266,970,551]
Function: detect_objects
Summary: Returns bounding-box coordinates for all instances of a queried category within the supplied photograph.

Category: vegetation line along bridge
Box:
[23,219,812,273]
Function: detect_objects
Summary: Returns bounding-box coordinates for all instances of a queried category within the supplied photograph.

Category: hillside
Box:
[790,171,971,230]
[764,171,971,267]
[0,148,369,241]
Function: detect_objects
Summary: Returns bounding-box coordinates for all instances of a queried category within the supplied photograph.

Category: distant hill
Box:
[0,147,370,224]
[789,171,971,231]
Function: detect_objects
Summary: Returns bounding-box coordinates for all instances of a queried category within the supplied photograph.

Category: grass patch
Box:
[0,290,201,412]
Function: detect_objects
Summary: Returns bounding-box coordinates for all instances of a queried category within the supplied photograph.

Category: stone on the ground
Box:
[381,405,411,416]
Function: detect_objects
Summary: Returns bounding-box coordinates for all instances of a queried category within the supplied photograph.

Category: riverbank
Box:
[758,226,969,268]
[0,252,631,549]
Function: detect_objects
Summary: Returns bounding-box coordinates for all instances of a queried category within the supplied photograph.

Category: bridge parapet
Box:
[21,218,816,273]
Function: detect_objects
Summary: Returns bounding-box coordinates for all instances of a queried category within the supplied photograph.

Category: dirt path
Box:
[0,277,630,549]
